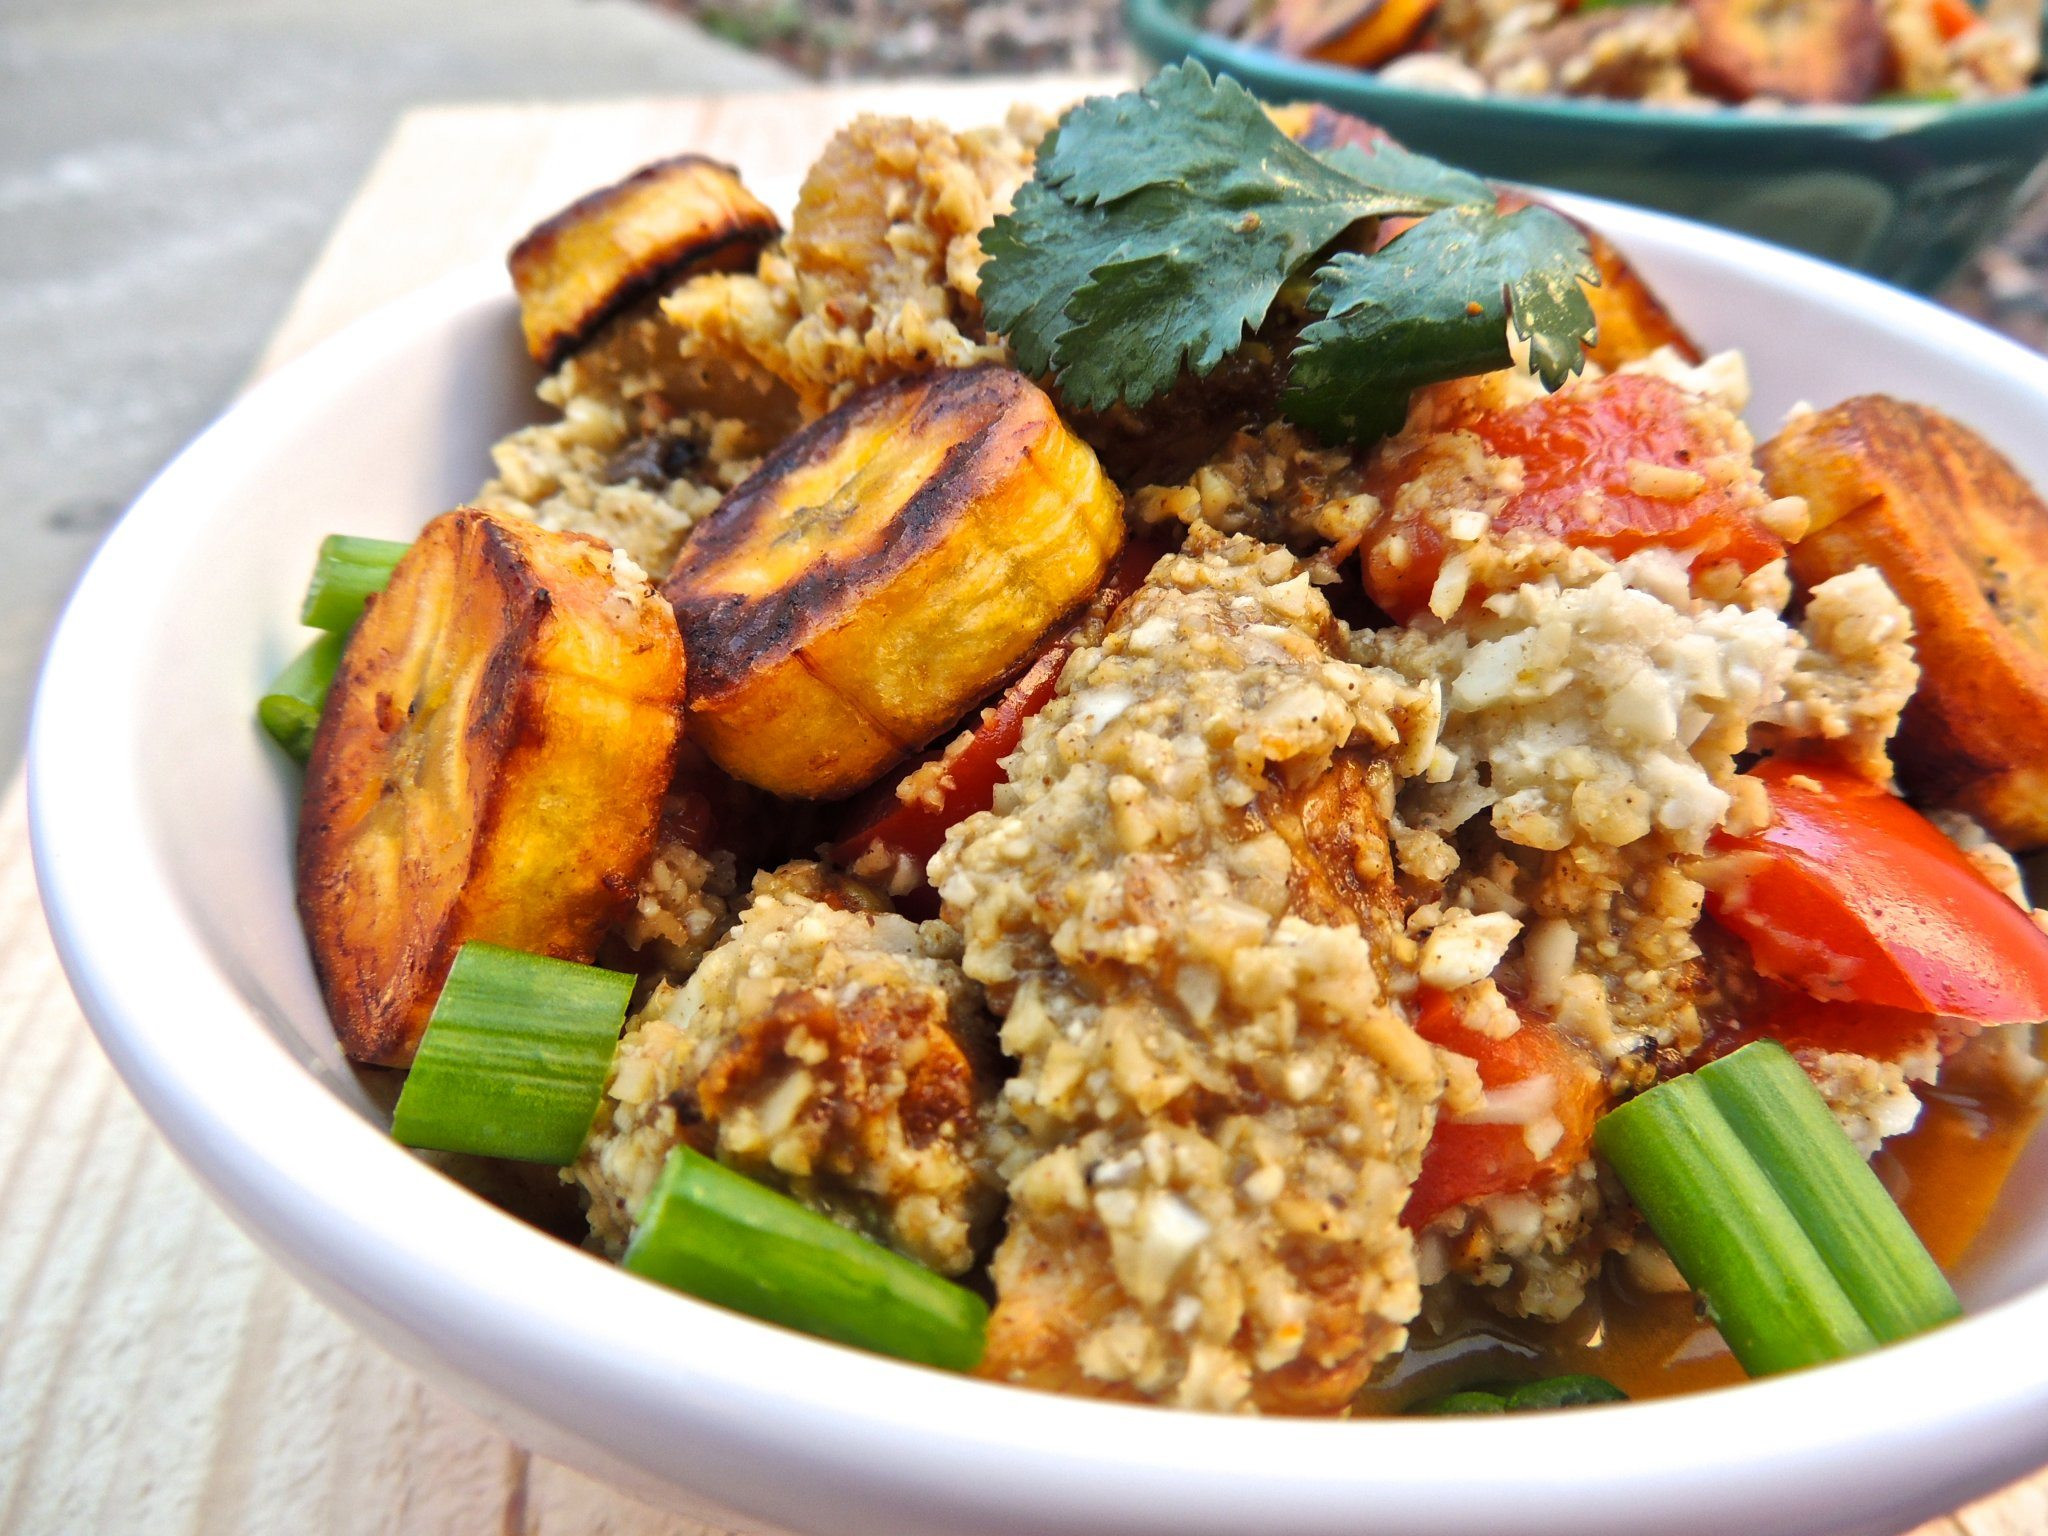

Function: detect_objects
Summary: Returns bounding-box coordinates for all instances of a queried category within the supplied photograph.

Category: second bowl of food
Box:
[31,66,2048,1536]
[1128,0,2048,290]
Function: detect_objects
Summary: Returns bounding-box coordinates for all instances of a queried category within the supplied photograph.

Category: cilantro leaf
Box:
[1052,236,1256,411]
[1282,203,1600,442]
[1315,137,1494,213]
[978,176,1119,382]
[980,61,1477,412]
[1033,60,1450,215]
[979,62,1601,436]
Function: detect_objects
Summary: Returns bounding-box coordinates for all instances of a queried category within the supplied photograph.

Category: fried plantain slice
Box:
[1580,223,1702,370]
[664,365,1125,800]
[508,155,780,371]
[1254,0,1442,65]
[1263,99,1397,154]
[1761,396,2048,849]
[1683,0,1887,102]
[299,509,687,1064]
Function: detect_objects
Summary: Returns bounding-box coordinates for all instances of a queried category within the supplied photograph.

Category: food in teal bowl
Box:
[1125,0,2048,289]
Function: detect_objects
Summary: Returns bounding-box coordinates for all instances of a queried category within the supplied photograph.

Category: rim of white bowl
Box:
[29,204,2048,1536]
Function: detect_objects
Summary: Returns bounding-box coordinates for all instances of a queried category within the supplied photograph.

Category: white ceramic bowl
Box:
[30,196,2048,1536]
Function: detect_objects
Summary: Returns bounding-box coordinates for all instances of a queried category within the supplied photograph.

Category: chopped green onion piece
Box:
[1503,1374,1629,1411]
[1697,1042,1960,1344]
[257,629,348,764]
[300,534,409,631]
[1411,1389,1509,1414]
[1410,1374,1627,1414]
[624,1146,989,1372]
[390,944,633,1164]
[1596,1042,1916,1377]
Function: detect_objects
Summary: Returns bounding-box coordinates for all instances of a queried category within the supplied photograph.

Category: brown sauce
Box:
[1877,1086,2042,1271]
[1357,1076,2042,1414]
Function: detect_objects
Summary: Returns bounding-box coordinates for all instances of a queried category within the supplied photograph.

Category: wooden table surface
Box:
[6,76,2048,1536]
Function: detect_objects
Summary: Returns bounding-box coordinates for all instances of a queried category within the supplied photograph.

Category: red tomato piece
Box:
[830,646,1064,879]
[1403,989,1607,1231]
[1930,0,1979,41]
[1706,759,2048,1027]
[829,537,1170,890]
[1745,983,1965,1063]
[1363,374,1785,620]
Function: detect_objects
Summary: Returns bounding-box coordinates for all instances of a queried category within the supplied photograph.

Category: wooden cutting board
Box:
[5,77,2046,1536]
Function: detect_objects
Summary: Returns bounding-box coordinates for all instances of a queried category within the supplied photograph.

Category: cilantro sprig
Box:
[978,62,1600,443]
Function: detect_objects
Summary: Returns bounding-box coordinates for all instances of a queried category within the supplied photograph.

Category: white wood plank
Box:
[1954,1475,2048,1536]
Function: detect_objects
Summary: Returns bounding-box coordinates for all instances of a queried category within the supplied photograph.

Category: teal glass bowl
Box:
[1125,0,2048,290]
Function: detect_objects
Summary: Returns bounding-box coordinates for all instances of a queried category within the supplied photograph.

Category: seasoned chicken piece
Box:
[540,294,797,442]
[574,866,1002,1276]
[1258,748,1409,939]
[932,531,1446,1413]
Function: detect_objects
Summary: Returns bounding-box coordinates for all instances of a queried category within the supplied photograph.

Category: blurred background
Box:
[4,0,2045,782]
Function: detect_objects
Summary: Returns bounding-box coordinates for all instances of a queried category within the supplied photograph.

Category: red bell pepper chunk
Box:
[1706,759,2048,1028]
[1404,988,1606,1230]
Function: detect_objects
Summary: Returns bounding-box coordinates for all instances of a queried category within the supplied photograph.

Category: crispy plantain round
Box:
[1763,396,2048,850]
[297,508,687,1065]
[508,155,780,372]
[1253,0,1441,65]
[663,365,1125,800]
